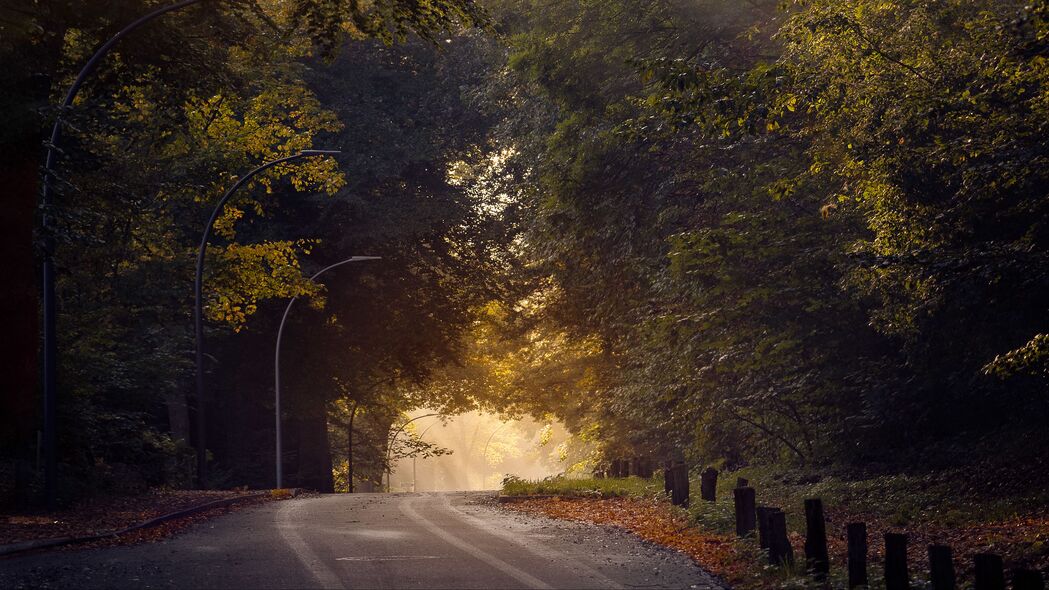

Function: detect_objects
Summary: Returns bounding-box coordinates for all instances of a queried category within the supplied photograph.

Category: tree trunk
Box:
[0,153,41,508]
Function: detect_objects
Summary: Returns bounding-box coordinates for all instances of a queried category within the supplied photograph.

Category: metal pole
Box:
[481,422,507,490]
[39,0,208,510]
[386,413,441,491]
[195,150,339,488]
[413,420,441,493]
[274,255,380,489]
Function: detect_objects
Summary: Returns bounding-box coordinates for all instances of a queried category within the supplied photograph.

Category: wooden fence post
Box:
[700,467,718,501]
[804,498,829,578]
[733,486,756,537]
[974,553,1005,590]
[928,544,956,590]
[768,510,794,566]
[846,522,868,589]
[637,459,654,478]
[885,533,909,590]
[1013,569,1046,590]
[671,461,690,508]
[757,506,778,550]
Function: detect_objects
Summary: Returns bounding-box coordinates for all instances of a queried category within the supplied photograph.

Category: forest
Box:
[1,0,1046,509]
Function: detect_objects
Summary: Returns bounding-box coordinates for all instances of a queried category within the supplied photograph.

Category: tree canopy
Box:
[1,0,1046,503]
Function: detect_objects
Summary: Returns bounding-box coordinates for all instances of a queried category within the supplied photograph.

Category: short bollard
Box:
[928,544,956,590]
[1013,569,1046,590]
[846,522,868,589]
[767,510,794,566]
[974,553,1005,590]
[884,533,909,590]
[700,467,718,502]
[733,486,756,537]
[671,462,690,508]
[804,498,829,578]
[757,506,778,550]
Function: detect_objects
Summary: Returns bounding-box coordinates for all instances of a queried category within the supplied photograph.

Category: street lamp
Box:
[273,255,380,489]
[38,0,207,510]
[413,419,442,492]
[386,413,443,491]
[481,422,508,490]
[194,150,340,487]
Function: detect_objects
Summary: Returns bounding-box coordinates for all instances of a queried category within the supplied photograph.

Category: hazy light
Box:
[388,410,571,492]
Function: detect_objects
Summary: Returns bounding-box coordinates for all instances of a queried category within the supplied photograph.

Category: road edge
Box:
[0,489,301,558]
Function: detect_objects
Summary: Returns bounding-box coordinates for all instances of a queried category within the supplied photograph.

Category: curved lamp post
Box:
[386,413,443,491]
[412,419,443,492]
[38,0,207,510]
[195,150,339,487]
[481,422,508,489]
[274,255,380,489]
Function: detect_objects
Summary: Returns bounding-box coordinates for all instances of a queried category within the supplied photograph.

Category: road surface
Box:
[0,492,723,589]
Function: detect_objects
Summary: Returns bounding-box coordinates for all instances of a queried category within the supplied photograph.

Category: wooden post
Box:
[637,459,654,478]
[804,499,829,577]
[1013,569,1046,590]
[928,544,956,590]
[700,467,718,501]
[757,506,778,550]
[736,477,749,488]
[663,461,673,496]
[733,486,756,537]
[768,510,794,566]
[974,553,1005,590]
[884,533,909,590]
[846,522,868,589]
[671,462,690,508]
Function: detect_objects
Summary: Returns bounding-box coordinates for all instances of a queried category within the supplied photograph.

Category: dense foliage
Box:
[1,0,1046,504]
[470,0,1049,471]
[0,0,502,503]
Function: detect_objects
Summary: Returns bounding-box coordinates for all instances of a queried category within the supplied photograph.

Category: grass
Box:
[502,465,1049,532]
[700,463,1049,532]
[500,474,662,498]
[501,464,1049,588]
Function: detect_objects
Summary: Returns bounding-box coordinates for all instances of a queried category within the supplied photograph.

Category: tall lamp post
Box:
[481,422,508,490]
[386,413,442,491]
[273,255,380,489]
[413,419,442,492]
[38,0,207,510]
[195,150,339,487]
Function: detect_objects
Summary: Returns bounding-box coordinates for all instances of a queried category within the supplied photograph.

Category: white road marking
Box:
[440,494,625,589]
[335,555,444,561]
[276,500,346,589]
[399,495,554,589]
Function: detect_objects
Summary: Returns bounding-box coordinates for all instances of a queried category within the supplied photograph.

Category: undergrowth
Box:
[502,465,1049,588]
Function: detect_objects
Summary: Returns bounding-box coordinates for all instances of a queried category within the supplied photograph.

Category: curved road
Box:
[0,492,722,589]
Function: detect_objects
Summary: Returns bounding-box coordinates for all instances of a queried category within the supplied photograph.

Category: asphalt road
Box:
[0,492,723,589]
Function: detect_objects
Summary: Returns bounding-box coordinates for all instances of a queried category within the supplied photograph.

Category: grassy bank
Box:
[501,467,1049,588]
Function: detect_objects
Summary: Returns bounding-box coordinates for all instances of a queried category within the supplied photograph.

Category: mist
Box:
[388,411,571,492]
